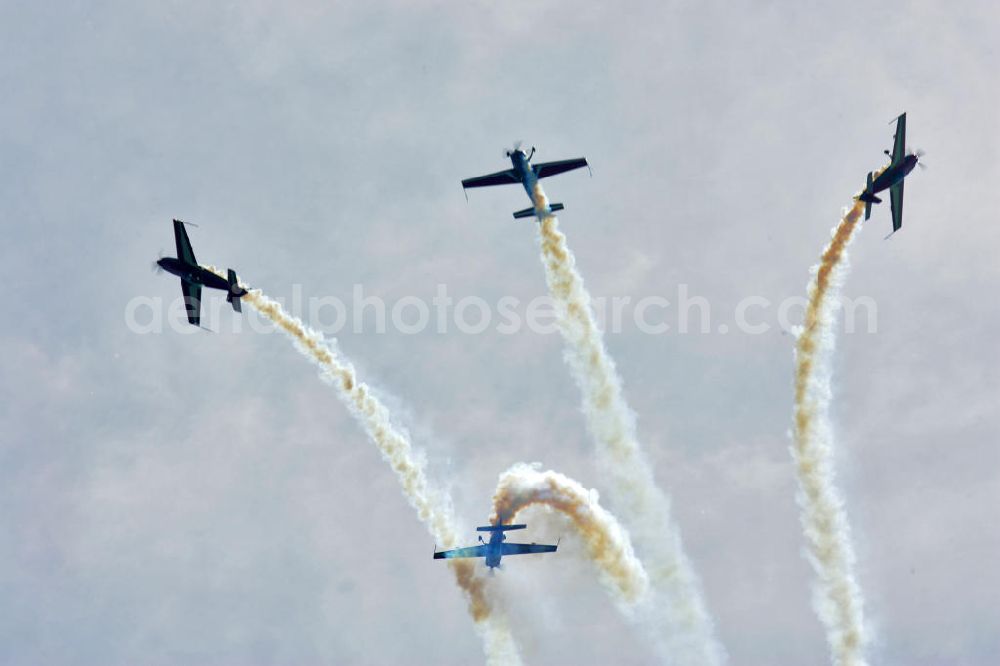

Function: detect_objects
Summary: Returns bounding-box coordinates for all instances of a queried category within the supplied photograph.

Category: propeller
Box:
[910,147,927,169]
[504,139,523,157]
[151,249,166,274]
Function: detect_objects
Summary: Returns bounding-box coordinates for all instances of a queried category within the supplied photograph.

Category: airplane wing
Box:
[173,219,197,265]
[182,281,202,326]
[533,158,588,179]
[889,179,904,234]
[890,113,906,166]
[461,169,520,189]
[499,542,558,556]
[433,544,488,560]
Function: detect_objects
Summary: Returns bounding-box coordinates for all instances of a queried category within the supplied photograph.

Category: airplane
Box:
[461,144,589,220]
[433,523,558,571]
[857,112,924,236]
[155,219,247,327]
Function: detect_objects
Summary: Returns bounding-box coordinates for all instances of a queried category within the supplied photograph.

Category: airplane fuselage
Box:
[510,150,537,202]
[157,257,232,293]
[483,531,505,569]
[870,154,918,194]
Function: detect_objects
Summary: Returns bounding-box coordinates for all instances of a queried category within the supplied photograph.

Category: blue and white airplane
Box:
[857,112,924,237]
[434,524,558,570]
[462,144,589,220]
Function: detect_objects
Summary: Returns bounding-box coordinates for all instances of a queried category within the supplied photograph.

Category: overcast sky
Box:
[2,1,998,664]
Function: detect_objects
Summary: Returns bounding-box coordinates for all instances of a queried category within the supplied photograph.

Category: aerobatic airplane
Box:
[433,523,558,570]
[461,144,589,220]
[857,112,923,236]
[155,219,247,327]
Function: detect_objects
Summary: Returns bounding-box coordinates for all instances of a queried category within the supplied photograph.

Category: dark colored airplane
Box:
[433,523,558,571]
[461,144,589,220]
[156,219,247,327]
[857,112,923,236]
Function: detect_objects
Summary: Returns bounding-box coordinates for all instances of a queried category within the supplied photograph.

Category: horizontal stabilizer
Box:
[512,203,564,220]
[477,524,527,532]
[862,171,875,220]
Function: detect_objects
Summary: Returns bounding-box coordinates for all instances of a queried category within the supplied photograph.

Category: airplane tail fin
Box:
[512,203,564,220]
[226,269,243,313]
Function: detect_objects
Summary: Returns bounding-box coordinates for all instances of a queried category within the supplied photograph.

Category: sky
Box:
[1,1,998,664]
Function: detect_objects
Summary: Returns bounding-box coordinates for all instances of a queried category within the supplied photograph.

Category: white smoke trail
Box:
[791,202,868,666]
[530,186,723,665]
[490,462,650,611]
[238,288,521,666]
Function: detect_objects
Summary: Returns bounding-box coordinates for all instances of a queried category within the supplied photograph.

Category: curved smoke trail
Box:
[791,201,868,666]
[489,462,649,609]
[239,288,521,666]
[530,186,723,665]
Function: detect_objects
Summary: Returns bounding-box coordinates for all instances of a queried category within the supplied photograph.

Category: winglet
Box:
[463,186,468,202]
[173,218,200,228]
